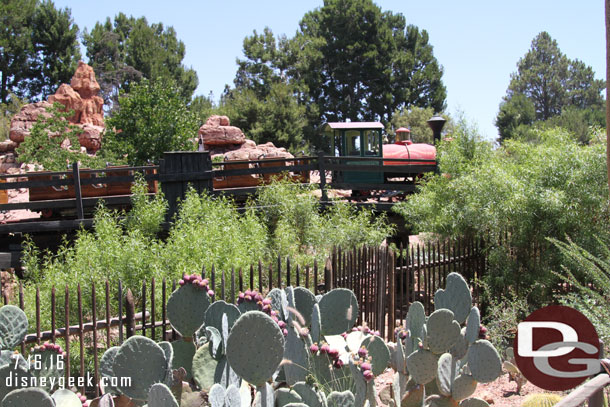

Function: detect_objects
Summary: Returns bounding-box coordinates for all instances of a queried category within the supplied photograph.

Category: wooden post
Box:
[388,249,396,339]
[72,162,84,220]
[317,151,328,202]
[324,257,333,292]
[125,289,136,338]
[160,151,212,221]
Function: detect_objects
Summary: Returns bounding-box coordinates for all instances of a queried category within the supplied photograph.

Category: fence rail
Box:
[0,240,482,397]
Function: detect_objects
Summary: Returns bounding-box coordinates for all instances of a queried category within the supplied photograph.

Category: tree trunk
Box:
[606,0,610,199]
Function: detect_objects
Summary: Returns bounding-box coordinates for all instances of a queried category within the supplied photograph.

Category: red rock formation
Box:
[8,61,105,159]
[198,115,293,161]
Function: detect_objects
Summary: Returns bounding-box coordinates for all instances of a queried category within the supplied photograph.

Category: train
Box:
[323,121,438,190]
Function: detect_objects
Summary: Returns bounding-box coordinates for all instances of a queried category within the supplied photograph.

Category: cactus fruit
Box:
[433,273,472,324]
[520,393,563,407]
[112,335,168,401]
[148,383,179,407]
[2,388,55,407]
[237,289,264,313]
[226,311,285,387]
[167,281,211,338]
[0,305,28,350]
[51,389,85,407]
[466,340,502,384]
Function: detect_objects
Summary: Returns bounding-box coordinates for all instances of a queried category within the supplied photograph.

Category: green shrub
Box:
[395,124,609,305]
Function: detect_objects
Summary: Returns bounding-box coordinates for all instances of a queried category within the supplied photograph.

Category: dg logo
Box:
[514,305,602,391]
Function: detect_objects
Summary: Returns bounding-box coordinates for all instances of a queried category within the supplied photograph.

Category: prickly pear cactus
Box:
[167,276,212,338]
[99,346,121,395]
[433,273,472,324]
[459,398,490,407]
[318,289,358,336]
[51,389,83,407]
[426,309,461,354]
[112,335,168,401]
[406,349,437,385]
[326,390,356,407]
[28,342,65,392]
[292,287,317,327]
[0,305,28,350]
[97,393,115,407]
[1,387,55,407]
[148,383,179,407]
[204,301,241,334]
[171,339,196,380]
[466,340,502,384]
[0,361,32,402]
[226,311,285,387]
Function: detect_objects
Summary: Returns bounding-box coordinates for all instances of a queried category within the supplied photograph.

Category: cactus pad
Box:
[293,287,317,327]
[0,362,32,402]
[283,323,309,385]
[426,395,459,407]
[209,383,227,407]
[276,388,303,406]
[451,374,477,402]
[326,391,356,407]
[459,398,489,407]
[406,349,438,385]
[99,346,120,395]
[192,343,219,391]
[311,303,322,343]
[436,353,454,397]
[29,348,65,392]
[362,336,390,376]
[51,389,84,407]
[0,305,28,350]
[407,301,426,339]
[427,309,461,354]
[113,335,168,401]
[226,311,285,387]
[292,382,323,407]
[466,340,502,384]
[1,388,54,407]
[148,383,179,407]
[167,283,211,338]
[318,289,358,336]
[171,339,196,380]
[268,288,289,320]
[465,307,480,344]
[450,328,469,361]
[204,301,241,335]
[433,273,472,324]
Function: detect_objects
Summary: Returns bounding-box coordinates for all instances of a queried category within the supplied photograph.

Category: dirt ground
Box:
[374,369,567,406]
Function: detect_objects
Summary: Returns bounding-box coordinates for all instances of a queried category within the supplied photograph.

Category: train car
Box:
[322,122,437,187]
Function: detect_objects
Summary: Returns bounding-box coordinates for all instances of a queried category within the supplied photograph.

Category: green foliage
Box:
[230,1,446,150]
[15,102,113,171]
[552,235,610,353]
[83,12,197,110]
[389,106,454,144]
[0,0,81,103]
[104,79,199,165]
[0,93,27,140]
[395,124,609,304]
[482,286,529,352]
[497,31,605,142]
[83,12,197,109]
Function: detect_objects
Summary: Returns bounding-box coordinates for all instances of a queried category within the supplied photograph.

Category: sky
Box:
[53,0,606,141]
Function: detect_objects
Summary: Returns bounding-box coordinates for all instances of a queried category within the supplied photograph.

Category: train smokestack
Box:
[427,115,446,142]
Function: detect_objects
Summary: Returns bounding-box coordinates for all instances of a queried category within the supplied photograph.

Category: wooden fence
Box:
[0,240,483,397]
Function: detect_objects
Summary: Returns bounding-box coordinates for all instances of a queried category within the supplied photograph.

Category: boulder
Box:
[205,115,230,127]
[9,101,53,143]
[78,124,103,153]
[48,83,83,122]
[199,125,246,146]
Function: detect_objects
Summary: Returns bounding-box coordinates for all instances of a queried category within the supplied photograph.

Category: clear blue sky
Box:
[53,0,606,141]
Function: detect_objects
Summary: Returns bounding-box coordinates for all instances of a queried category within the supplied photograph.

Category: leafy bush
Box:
[394,123,609,305]
[21,177,393,329]
[103,78,199,165]
[16,102,114,171]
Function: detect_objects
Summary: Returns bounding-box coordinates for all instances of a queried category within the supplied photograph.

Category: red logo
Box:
[513,305,600,391]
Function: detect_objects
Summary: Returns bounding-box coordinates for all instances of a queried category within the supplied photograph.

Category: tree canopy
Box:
[496,32,605,142]
[0,0,81,104]
[226,0,447,150]
[83,13,198,110]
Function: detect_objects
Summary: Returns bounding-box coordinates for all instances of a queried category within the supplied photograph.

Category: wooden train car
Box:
[212,157,310,189]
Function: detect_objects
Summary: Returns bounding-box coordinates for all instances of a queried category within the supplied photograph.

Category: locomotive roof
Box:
[323,122,384,130]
